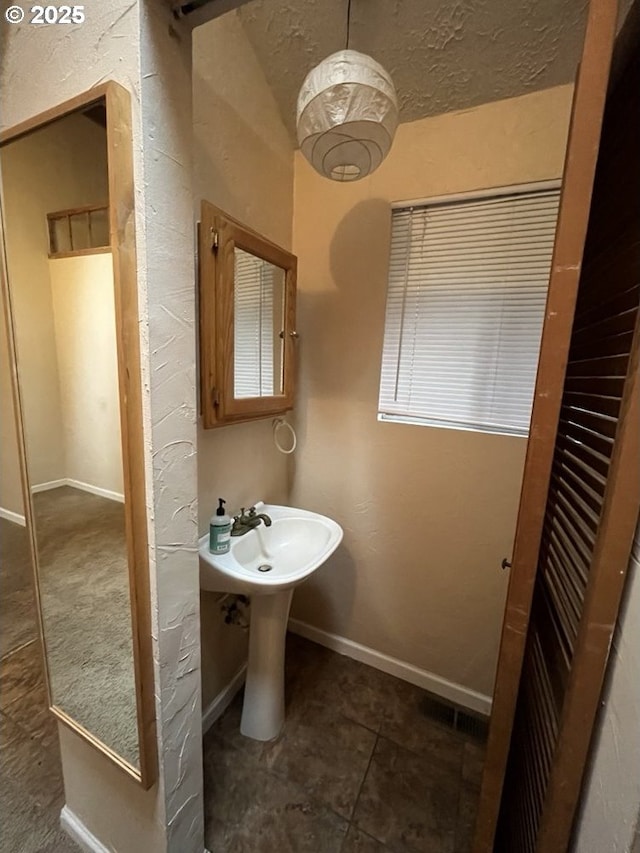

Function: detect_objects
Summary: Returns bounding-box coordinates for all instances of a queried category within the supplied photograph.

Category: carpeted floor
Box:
[32,486,139,768]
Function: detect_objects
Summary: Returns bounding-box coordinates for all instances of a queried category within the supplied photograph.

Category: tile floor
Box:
[203,633,486,853]
[1,516,74,852]
[0,639,76,853]
[1,547,485,853]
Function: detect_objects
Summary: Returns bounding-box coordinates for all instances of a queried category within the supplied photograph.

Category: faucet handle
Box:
[248,506,257,517]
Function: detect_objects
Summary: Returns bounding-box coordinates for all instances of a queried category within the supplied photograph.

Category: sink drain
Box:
[257,564,273,573]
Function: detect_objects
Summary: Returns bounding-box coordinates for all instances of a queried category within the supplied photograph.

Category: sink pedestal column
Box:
[241,589,293,741]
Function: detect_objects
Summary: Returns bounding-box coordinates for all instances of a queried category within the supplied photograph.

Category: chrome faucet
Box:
[231,506,273,537]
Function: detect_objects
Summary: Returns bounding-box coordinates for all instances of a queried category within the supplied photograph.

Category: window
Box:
[47,204,109,257]
[378,183,561,436]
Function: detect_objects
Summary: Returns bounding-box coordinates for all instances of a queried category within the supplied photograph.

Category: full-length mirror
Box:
[0,85,156,786]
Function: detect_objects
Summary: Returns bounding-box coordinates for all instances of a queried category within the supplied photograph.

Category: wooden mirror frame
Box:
[0,83,157,788]
[199,200,297,428]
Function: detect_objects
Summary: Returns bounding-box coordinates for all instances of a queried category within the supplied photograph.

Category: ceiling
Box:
[234,0,626,143]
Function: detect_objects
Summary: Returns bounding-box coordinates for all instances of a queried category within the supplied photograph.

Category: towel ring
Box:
[273,418,297,454]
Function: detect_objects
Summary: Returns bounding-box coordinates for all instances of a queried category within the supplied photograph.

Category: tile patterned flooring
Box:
[204,633,485,853]
[1,516,485,853]
[0,639,76,853]
[1,516,74,852]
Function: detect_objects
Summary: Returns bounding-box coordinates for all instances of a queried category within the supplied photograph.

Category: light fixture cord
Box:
[345,0,352,50]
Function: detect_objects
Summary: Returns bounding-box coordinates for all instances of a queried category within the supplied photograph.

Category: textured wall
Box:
[0,3,204,852]
[291,85,574,700]
[138,2,203,850]
[572,521,640,853]
[192,11,294,709]
[239,0,590,142]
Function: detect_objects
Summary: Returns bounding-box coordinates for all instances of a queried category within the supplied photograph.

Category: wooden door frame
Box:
[472,1,619,848]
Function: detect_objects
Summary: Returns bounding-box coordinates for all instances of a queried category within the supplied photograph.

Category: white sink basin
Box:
[199,502,343,595]
[199,502,343,741]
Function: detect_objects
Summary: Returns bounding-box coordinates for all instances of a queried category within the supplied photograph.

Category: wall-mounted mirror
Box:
[199,200,297,427]
[0,84,156,787]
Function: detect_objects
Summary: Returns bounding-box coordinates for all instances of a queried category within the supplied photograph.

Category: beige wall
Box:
[1,115,109,490]
[193,10,295,708]
[0,291,24,519]
[291,85,574,699]
[572,521,640,853]
[49,253,123,497]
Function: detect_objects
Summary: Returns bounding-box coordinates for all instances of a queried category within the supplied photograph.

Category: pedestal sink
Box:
[199,502,343,740]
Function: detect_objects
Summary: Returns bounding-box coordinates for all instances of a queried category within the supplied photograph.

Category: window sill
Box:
[377,412,529,439]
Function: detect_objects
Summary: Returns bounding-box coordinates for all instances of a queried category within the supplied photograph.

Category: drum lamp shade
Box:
[296,50,399,182]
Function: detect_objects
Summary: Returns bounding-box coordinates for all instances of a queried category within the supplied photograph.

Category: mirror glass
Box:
[1,103,140,768]
[234,247,286,398]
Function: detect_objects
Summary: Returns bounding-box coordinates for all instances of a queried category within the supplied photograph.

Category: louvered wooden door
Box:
[497,31,640,846]
[473,0,640,849]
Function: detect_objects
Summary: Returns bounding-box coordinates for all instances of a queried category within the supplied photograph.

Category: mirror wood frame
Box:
[199,200,297,428]
[0,82,157,788]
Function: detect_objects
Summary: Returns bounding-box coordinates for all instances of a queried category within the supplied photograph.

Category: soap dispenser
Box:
[209,498,231,554]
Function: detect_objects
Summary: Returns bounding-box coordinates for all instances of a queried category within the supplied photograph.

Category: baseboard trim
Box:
[31,478,66,494]
[61,805,212,853]
[60,806,110,853]
[202,663,247,734]
[288,618,492,717]
[66,479,124,503]
[32,478,124,503]
[0,506,26,526]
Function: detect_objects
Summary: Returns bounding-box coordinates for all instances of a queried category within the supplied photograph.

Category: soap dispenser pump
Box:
[209,498,231,555]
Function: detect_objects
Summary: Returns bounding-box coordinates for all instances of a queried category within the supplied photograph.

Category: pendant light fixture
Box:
[296,0,399,182]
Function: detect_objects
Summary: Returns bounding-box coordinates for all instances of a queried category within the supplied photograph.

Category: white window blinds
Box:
[378,185,561,436]
[234,250,275,398]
